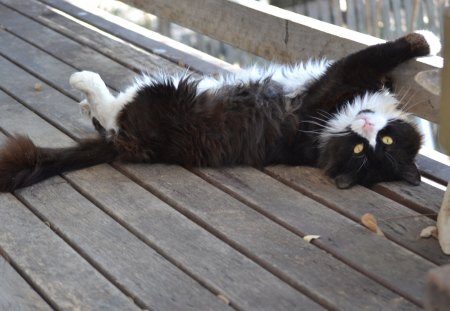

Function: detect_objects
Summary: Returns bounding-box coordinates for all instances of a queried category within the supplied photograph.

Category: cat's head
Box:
[318,92,422,189]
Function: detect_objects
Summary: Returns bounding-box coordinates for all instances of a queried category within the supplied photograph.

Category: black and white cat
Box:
[0,31,441,191]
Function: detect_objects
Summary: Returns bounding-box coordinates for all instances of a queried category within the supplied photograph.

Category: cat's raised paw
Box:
[414,30,442,56]
[70,71,105,94]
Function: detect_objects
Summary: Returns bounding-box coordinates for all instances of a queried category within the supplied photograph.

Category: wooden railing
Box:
[119,0,442,123]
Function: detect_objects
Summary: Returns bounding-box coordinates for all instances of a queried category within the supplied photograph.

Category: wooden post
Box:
[426,8,450,310]
[437,8,450,255]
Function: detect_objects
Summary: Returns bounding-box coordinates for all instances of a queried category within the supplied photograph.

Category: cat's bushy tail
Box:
[0,135,117,192]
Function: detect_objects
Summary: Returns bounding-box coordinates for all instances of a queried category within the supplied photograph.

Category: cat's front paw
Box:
[414,30,442,56]
[70,71,104,94]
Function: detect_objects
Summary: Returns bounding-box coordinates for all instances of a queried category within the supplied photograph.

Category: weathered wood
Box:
[0,4,136,91]
[100,0,441,122]
[0,56,93,140]
[16,177,230,311]
[417,153,450,185]
[0,91,73,148]
[0,192,141,310]
[66,165,323,311]
[372,182,444,217]
[120,163,421,310]
[437,7,450,256]
[32,0,234,75]
[425,264,450,310]
[265,166,450,265]
[195,166,435,305]
[440,7,450,153]
[0,256,52,311]
[0,1,183,80]
[438,181,450,254]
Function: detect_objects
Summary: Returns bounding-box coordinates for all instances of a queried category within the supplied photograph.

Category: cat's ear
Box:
[334,173,357,189]
[400,163,421,186]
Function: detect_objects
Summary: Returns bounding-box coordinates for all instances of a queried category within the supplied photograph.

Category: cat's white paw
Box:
[70,71,105,94]
[79,99,91,118]
[415,30,442,55]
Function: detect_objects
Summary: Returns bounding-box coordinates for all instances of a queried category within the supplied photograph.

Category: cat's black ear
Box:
[400,163,421,186]
[334,173,357,189]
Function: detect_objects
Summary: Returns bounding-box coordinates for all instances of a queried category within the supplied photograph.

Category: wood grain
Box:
[16,177,230,311]
[11,0,234,75]
[265,166,449,265]
[196,166,435,306]
[373,181,444,217]
[0,56,93,140]
[417,154,450,185]
[120,163,421,310]
[439,8,450,153]
[0,256,52,311]
[0,192,140,310]
[67,164,323,311]
[0,4,136,92]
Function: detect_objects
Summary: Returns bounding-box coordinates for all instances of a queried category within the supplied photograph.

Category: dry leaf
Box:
[420,226,438,239]
[303,235,320,243]
[33,82,43,92]
[361,213,385,236]
[217,294,230,305]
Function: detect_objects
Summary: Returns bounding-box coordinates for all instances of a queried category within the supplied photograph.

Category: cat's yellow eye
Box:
[382,136,394,145]
[353,143,364,154]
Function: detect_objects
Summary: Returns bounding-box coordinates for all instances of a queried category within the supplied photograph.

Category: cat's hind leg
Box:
[70,71,122,132]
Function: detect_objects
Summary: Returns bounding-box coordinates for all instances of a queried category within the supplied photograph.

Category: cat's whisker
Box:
[399,88,420,112]
[385,152,399,170]
[403,98,428,113]
[298,120,327,128]
[356,157,367,173]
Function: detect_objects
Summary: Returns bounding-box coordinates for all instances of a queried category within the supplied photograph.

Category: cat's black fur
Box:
[0,33,433,192]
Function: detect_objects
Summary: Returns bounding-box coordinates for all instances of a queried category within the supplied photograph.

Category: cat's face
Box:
[319,92,422,189]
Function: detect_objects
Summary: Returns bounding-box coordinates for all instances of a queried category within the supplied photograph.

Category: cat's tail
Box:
[0,135,118,192]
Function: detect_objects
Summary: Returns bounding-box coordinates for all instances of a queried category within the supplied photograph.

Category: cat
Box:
[0,31,441,192]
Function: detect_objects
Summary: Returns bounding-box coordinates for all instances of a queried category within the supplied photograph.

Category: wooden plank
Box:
[120,163,422,310]
[57,0,444,123]
[0,1,184,79]
[16,177,230,311]
[373,181,444,217]
[417,153,450,185]
[0,56,93,140]
[0,91,73,148]
[0,192,141,310]
[0,256,52,311]
[0,30,80,99]
[195,166,435,306]
[440,8,450,153]
[28,0,234,75]
[66,165,324,311]
[0,4,137,91]
[265,166,450,265]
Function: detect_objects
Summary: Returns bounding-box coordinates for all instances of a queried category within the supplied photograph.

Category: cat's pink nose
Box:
[362,118,374,129]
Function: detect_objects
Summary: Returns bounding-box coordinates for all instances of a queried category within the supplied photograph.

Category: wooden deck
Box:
[0,0,449,310]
